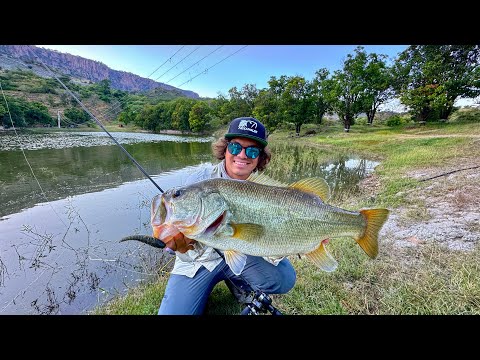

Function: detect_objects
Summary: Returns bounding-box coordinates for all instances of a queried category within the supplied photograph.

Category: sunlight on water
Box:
[0,130,213,151]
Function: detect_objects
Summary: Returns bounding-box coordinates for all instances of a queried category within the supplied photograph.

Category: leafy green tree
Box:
[358,49,394,125]
[310,68,332,124]
[240,84,259,114]
[64,107,90,124]
[1,98,26,127]
[188,101,211,133]
[96,79,112,102]
[220,85,257,121]
[117,106,137,125]
[268,75,289,99]
[136,105,157,130]
[280,76,312,136]
[171,98,196,131]
[154,102,174,131]
[252,89,280,131]
[394,45,480,121]
[24,102,53,126]
[209,95,230,125]
[325,49,367,132]
[401,84,446,121]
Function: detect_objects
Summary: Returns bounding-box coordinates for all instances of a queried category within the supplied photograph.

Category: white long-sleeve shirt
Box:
[170,160,282,278]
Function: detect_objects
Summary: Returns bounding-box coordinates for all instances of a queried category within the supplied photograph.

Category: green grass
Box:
[94,118,480,315]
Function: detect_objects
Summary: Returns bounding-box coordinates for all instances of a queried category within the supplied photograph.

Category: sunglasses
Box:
[227,141,262,159]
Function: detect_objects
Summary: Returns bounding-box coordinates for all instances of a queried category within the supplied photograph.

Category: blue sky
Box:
[38,45,408,99]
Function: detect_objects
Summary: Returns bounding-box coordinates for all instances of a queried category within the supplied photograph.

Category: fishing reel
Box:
[240,290,283,315]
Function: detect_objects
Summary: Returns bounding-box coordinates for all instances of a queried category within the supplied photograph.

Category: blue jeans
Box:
[158,256,296,315]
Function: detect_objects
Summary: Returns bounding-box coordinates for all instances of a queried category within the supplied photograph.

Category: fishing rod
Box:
[121,234,282,315]
[39,56,280,315]
[37,59,164,194]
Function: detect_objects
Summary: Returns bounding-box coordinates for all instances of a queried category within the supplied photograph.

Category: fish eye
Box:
[172,189,184,198]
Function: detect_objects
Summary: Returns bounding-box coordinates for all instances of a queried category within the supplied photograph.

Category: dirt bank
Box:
[363,156,480,253]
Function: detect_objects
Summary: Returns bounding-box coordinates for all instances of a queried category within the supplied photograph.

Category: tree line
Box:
[118,45,480,134]
[2,45,479,134]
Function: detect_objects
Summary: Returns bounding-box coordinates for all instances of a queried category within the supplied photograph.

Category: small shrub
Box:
[355,117,368,126]
[449,108,480,123]
[386,115,403,127]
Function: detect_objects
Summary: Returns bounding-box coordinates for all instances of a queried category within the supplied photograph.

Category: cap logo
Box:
[238,119,258,134]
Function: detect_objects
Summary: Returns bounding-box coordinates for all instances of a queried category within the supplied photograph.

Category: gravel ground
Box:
[374,160,480,252]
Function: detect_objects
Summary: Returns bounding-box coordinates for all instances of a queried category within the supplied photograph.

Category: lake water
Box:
[0,130,379,314]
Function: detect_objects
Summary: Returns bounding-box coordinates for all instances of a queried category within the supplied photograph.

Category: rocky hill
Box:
[0,45,199,99]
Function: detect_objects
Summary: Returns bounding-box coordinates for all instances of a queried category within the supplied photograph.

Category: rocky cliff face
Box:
[0,45,199,98]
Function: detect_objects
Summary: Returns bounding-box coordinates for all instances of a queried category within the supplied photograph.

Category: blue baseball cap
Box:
[224,117,268,147]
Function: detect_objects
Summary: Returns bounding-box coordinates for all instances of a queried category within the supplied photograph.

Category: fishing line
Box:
[0,64,158,313]
[0,81,68,228]
[0,79,88,313]
[35,59,164,194]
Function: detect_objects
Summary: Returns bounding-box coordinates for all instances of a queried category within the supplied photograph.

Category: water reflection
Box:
[265,143,379,200]
[0,140,213,217]
[0,168,198,314]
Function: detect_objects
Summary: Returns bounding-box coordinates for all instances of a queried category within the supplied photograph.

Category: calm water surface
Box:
[0,130,379,314]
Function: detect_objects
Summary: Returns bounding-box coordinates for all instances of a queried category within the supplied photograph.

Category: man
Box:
[158,117,296,315]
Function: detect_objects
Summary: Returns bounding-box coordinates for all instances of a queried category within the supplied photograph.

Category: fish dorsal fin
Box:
[288,178,330,201]
[305,240,338,272]
[230,223,265,241]
[246,172,288,187]
[223,250,247,275]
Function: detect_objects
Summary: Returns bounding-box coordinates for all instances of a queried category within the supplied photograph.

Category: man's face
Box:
[224,137,261,180]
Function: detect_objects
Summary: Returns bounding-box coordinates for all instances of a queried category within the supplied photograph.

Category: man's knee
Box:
[275,258,296,294]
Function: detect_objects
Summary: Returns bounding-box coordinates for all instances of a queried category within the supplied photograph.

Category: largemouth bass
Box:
[147,174,389,275]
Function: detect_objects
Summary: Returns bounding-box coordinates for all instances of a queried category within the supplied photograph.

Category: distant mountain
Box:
[0,45,199,99]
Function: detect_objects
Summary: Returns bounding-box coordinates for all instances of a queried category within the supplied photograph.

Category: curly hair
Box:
[212,137,271,172]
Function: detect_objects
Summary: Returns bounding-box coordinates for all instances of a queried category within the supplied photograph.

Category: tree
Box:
[171,98,195,131]
[1,99,26,127]
[252,89,280,131]
[326,48,367,132]
[96,79,112,102]
[394,45,480,121]
[64,107,90,124]
[310,68,332,124]
[280,76,312,136]
[24,102,53,126]
[401,84,446,122]
[189,101,210,132]
[220,85,258,121]
[359,51,394,125]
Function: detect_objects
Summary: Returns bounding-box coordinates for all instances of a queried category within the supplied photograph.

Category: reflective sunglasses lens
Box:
[246,147,260,159]
[227,142,242,155]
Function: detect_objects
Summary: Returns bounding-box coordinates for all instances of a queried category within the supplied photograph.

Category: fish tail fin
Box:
[356,209,390,259]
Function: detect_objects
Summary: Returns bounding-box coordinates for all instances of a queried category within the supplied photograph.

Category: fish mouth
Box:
[204,211,226,235]
[151,194,168,226]
[153,223,181,241]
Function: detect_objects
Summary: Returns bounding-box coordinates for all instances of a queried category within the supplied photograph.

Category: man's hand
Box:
[164,232,196,253]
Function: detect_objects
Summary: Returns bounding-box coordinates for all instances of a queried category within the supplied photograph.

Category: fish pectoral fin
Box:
[288,178,330,201]
[230,223,265,241]
[305,241,338,272]
[223,250,247,275]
